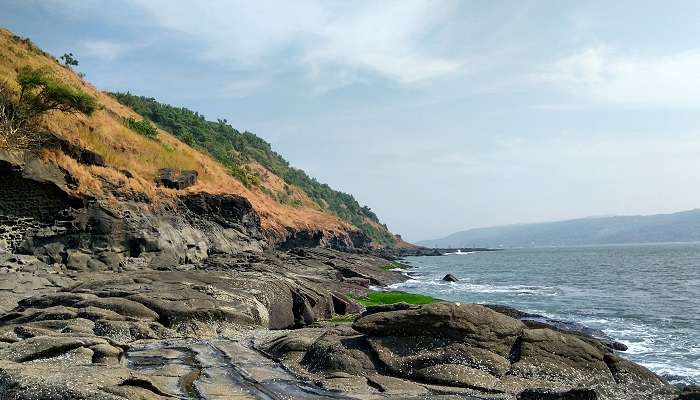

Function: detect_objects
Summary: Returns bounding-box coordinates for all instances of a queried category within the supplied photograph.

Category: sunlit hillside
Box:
[0,28,401,245]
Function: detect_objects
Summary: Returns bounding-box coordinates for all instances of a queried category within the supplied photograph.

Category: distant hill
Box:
[418,209,700,248]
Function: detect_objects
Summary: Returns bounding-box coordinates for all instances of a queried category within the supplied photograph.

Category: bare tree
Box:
[0,82,41,152]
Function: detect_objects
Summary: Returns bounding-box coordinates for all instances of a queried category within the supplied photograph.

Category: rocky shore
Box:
[0,151,686,399]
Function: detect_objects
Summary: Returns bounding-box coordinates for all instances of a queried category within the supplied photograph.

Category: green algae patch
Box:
[381,262,404,270]
[351,291,440,307]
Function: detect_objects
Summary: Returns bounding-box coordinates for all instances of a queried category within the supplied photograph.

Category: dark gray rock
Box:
[66,249,91,271]
[484,304,629,352]
[442,273,459,282]
[353,303,524,357]
[518,388,598,399]
[154,168,198,189]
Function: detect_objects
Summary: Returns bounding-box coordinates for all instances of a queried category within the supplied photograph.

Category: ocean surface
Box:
[391,243,700,385]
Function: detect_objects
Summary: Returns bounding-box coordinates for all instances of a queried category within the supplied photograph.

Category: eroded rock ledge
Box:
[260,303,678,400]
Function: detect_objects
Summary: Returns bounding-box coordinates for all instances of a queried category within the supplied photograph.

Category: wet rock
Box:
[518,387,599,399]
[678,385,700,400]
[484,304,628,352]
[442,273,459,282]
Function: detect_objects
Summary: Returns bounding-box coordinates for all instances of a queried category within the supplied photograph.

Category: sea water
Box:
[392,243,700,385]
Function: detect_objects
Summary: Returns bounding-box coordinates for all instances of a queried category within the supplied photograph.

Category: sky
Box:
[3,0,700,242]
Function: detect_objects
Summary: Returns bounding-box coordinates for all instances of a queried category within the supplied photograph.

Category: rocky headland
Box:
[0,28,688,400]
[0,150,685,400]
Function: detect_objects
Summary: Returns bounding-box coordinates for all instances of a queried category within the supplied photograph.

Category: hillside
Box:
[108,92,396,246]
[0,28,397,247]
[419,209,700,248]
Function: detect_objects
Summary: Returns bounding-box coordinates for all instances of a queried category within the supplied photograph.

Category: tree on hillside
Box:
[60,52,79,67]
[0,67,97,152]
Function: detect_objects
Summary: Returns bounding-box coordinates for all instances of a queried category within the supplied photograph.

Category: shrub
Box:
[0,67,97,152]
[17,66,97,117]
[60,53,79,67]
[227,164,260,188]
[181,131,195,146]
[122,117,158,139]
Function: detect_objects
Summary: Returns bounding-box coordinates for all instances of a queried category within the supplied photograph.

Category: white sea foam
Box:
[390,278,558,296]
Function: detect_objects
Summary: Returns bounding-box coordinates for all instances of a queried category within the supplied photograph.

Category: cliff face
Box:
[0,149,374,273]
[0,28,395,251]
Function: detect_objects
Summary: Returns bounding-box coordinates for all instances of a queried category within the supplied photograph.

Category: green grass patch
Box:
[327,314,358,323]
[381,262,404,271]
[350,291,440,307]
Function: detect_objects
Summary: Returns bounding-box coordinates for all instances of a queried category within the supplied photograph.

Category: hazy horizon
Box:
[4,1,700,242]
[420,207,700,243]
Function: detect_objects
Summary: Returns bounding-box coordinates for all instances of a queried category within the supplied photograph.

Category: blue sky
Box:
[3,0,700,241]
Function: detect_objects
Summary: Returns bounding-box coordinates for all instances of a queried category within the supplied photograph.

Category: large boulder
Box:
[353,302,524,357]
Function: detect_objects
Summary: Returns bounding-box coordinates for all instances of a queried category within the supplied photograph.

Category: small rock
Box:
[442,273,459,282]
[66,250,91,271]
[678,385,700,400]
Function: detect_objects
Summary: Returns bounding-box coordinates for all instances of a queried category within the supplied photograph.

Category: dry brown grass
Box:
[0,28,354,237]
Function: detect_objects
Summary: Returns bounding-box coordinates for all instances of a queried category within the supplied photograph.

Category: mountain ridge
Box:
[419,208,700,248]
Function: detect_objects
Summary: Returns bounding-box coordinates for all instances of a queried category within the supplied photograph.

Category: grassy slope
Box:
[0,28,364,239]
[108,93,397,246]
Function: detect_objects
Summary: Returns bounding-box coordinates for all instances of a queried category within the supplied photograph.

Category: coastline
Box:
[0,154,686,399]
[391,248,700,389]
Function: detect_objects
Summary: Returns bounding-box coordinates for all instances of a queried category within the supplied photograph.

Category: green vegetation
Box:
[60,52,79,67]
[326,313,358,324]
[0,66,97,151]
[382,262,404,270]
[17,66,97,117]
[10,35,57,61]
[350,291,440,307]
[108,92,396,245]
[122,117,158,139]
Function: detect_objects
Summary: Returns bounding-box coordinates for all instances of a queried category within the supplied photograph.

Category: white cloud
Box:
[537,46,700,107]
[80,40,137,61]
[127,0,461,86]
[301,1,461,84]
